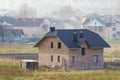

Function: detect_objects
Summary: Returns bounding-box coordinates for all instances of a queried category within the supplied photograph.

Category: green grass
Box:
[104,53,120,57]
[0,44,38,54]
[108,39,120,44]
[0,58,120,80]
[0,43,120,79]
[0,69,120,80]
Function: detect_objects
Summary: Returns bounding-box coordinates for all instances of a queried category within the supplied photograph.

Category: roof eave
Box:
[89,46,110,48]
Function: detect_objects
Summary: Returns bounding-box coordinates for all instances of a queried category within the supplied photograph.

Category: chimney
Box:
[73,32,77,42]
[80,31,84,38]
[50,27,55,32]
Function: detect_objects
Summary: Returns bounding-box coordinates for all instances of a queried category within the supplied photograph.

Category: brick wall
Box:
[38,37,70,68]
[69,48,104,69]
[38,37,104,69]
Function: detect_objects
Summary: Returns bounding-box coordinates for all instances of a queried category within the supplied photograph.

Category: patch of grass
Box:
[30,70,120,80]
[107,67,120,71]
[0,44,38,54]
[0,64,120,80]
[104,53,120,57]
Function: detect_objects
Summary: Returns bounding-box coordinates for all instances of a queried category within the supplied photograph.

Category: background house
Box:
[35,27,110,69]
[102,15,120,39]
[0,16,52,43]
[82,14,107,39]
[12,18,52,38]
[82,14,120,40]
[0,29,25,43]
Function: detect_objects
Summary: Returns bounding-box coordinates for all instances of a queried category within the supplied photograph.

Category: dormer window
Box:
[51,42,53,48]
[58,42,61,49]
[81,48,85,56]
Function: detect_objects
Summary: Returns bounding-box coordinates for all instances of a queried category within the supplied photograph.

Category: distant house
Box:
[0,16,52,38]
[35,27,110,69]
[0,29,25,43]
[105,15,120,39]
[83,14,120,40]
[82,14,107,39]
[12,18,52,38]
[109,20,120,39]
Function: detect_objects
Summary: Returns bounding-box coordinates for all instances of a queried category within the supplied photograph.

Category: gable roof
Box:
[13,18,44,27]
[0,29,16,42]
[83,15,106,26]
[12,29,24,36]
[0,16,49,27]
[35,29,110,48]
[0,29,25,43]
[0,16,16,24]
[3,29,24,38]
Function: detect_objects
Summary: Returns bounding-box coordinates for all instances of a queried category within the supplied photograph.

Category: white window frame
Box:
[93,55,98,64]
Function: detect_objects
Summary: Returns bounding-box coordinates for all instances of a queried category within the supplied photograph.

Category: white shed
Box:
[21,60,38,70]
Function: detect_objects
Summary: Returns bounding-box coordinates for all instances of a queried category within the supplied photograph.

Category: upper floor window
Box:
[112,27,116,31]
[51,42,53,48]
[58,42,61,49]
[81,48,85,56]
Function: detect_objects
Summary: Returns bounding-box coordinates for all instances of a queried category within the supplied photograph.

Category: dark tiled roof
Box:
[13,18,44,27]
[0,16,16,24]
[12,29,24,35]
[0,16,46,27]
[35,29,110,48]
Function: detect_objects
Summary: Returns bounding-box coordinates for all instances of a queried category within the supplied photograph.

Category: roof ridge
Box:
[56,29,87,31]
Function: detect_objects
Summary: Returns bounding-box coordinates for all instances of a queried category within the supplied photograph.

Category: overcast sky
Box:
[0,0,119,16]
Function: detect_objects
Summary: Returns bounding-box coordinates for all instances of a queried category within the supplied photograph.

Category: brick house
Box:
[35,27,110,69]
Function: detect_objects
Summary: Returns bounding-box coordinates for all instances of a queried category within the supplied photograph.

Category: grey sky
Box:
[0,0,119,16]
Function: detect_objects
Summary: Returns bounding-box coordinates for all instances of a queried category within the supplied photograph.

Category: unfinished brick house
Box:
[35,27,110,69]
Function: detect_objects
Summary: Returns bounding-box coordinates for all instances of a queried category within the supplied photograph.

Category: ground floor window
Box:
[112,34,116,38]
[51,55,53,62]
[72,56,75,63]
[58,56,60,62]
[93,55,98,64]
[117,31,120,38]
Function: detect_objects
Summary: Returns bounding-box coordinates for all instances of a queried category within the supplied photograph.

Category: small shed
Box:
[21,60,38,70]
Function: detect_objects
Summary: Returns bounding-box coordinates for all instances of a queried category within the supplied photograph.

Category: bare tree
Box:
[0,18,4,43]
[17,3,37,18]
[59,6,74,18]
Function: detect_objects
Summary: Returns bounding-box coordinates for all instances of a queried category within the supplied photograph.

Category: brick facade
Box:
[69,48,103,69]
[38,37,104,69]
[38,37,70,68]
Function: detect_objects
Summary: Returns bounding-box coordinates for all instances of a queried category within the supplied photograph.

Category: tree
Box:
[0,19,4,43]
[17,3,37,18]
[59,6,74,18]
